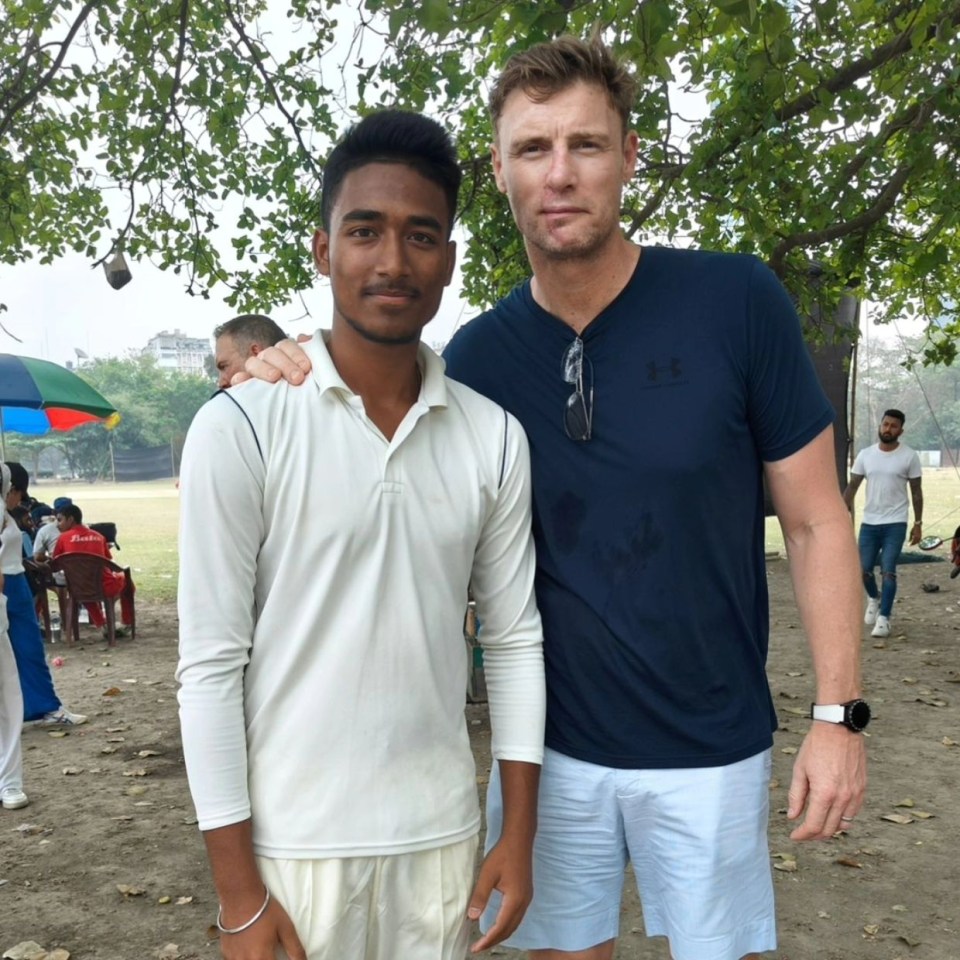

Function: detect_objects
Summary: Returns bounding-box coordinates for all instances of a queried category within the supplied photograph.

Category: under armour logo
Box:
[647,359,682,381]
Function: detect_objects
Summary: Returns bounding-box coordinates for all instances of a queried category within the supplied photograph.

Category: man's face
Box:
[312,162,456,346]
[491,81,639,263]
[878,416,904,444]
[56,512,71,532]
[215,334,252,389]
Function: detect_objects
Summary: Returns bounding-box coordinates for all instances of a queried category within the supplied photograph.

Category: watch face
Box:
[848,700,871,730]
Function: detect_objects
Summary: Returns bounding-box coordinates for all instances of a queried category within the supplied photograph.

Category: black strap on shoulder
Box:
[215,389,264,464]
[498,408,508,490]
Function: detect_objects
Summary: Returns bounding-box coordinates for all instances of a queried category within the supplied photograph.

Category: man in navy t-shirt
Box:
[246,36,867,960]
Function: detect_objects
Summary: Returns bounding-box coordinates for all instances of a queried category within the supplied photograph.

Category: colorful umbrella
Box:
[0,353,120,458]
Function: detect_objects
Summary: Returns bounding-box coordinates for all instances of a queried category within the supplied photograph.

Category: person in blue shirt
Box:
[245,35,867,960]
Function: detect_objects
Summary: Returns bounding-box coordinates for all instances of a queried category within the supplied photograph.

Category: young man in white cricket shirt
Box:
[177,110,545,960]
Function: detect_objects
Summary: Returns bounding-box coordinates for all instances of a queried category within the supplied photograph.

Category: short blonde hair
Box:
[489,35,637,137]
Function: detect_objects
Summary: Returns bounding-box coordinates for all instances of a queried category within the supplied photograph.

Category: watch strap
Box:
[810,703,846,724]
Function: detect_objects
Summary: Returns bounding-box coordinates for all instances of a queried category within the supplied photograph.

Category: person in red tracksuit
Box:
[52,504,134,633]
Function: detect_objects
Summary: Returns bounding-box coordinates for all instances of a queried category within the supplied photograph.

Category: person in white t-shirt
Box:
[843,408,923,638]
[176,110,545,960]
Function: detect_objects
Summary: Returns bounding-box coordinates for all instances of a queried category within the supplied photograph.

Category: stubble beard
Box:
[333,295,423,347]
[522,212,620,265]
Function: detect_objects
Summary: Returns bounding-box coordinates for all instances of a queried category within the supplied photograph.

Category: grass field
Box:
[31,478,180,603]
[764,465,960,556]
[30,468,960,603]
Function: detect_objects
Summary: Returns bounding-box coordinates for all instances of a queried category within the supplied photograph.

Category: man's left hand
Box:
[465,839,533,954]
[787,720,867,840]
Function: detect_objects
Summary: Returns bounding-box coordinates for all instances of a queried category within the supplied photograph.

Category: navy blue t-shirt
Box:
[444,246,833,768]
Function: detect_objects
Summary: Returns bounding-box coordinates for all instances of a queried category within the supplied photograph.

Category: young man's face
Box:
[312,162,456,346]
[56,512,74,532]
[878,416,904,444]
[491,81,638,263]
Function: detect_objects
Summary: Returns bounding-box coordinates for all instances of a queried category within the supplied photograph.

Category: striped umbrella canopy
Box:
[0,353,119,457]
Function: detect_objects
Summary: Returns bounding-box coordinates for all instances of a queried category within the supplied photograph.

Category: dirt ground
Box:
[2,557,958,960]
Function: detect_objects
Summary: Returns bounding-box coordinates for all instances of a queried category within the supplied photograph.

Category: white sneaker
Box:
[871,615,891,638]
[38,707,87,726]
[1,786,29,809]
[864,597,880,625]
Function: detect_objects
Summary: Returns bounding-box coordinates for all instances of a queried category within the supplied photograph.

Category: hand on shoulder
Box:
[235,336,313,386]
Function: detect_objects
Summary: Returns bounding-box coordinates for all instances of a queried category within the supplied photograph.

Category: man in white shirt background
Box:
[843,408,923,638]
[176,110,545,960]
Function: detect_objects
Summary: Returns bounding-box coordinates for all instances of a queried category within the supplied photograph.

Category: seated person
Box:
[8,506,35,558]
[52,505,134,634]
[32,498,95,627]
[32,497,72,562]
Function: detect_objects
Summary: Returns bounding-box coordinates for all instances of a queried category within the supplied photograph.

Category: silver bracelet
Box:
[216,887,270,935]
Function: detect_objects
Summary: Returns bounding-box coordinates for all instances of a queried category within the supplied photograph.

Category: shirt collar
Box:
[305,330,448,409]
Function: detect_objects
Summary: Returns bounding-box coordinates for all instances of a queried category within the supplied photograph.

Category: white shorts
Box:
[482,747,776,960]
[257,835,478,960]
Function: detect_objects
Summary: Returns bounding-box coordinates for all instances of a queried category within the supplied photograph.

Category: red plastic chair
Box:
[50,555,136,647]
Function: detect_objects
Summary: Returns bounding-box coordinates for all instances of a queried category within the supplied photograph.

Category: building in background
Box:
[143,329,211,377]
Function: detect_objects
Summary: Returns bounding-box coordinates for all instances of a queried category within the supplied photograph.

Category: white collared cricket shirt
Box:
[177,332,544,858]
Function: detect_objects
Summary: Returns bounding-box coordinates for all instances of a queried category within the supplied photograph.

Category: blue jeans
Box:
[858,522,907,618]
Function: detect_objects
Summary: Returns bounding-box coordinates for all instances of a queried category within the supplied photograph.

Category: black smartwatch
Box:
[810,699,871,732]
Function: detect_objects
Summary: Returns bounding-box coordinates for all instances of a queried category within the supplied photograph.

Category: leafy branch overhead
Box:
[1,1,958,359]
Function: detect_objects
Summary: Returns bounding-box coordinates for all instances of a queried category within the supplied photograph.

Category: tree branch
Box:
[842,93,940,181]
[768,162,915,275]
[774,4,960,123]
[698,1,960,180]
[624,168,682,236]
[93,0,191,268]
[223,0,322,184]
[0,1,102,140]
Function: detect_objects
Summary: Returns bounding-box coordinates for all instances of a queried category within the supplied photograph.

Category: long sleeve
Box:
[175,394,266,830]
[470,412,545,765]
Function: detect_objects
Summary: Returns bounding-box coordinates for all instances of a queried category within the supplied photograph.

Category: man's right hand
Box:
[236,336,314,386]
[218,894,306,960]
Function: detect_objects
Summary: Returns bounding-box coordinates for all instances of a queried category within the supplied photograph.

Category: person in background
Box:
[1,463,86,727]
[53,504,135,637]
[214,315,288,389]
[32,497,71,563]
[0,539,29,809]
[8,506,34,558]
[33,496,106,632]
[842,408,923,639]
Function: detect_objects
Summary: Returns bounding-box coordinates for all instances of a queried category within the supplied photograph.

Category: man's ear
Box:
[312,230,331,276]
[444,240,457,287]
[622,130,640,184]
[491,142,507,194]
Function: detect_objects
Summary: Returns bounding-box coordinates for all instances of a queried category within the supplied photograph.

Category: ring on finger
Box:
[840,815,855,822]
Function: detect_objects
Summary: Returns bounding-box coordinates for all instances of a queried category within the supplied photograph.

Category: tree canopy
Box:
[2,1,958,358]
